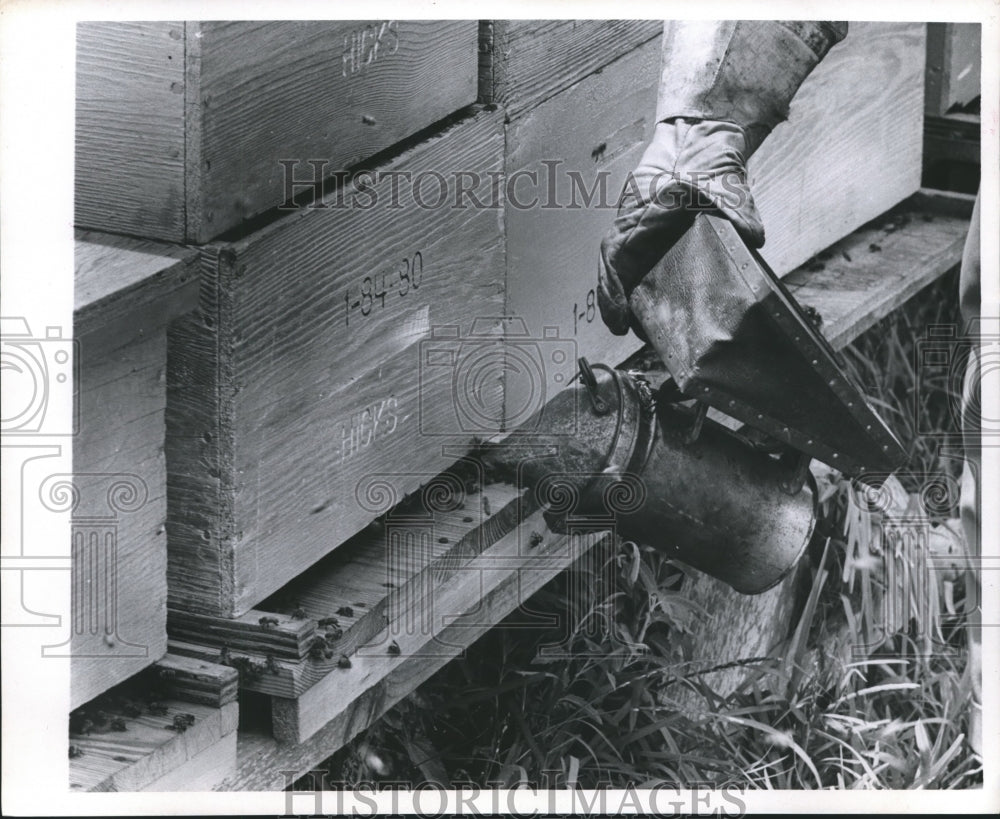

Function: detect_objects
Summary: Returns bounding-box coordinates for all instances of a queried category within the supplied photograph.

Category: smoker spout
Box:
[481,359,816,594]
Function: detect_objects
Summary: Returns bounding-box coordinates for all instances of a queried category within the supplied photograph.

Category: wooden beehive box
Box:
[69,234,199,709]
[166,108,506,618]
[75,20,479,243]
[478,20,662,117]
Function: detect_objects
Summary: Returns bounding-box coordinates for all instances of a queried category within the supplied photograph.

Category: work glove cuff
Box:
[656,20,848,156]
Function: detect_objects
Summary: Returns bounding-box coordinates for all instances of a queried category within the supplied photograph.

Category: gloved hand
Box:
[597,20,848,336]
[597,117,764,336]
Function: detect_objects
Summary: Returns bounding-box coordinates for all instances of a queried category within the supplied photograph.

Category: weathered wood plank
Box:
[166,109,506,617]
[219,511,610,788]
[141,730,238,792]
[503,37,660,411]
[75,232,199,334]
[165,483,525,700]
[749,22,926,277]
[925,22,981,116]
[167,609,317,662]
[924,111,981,168]
[479,20,662,118]
[75,21,479,242]
[154,653,240,708]
[192,20,478,242]
[75,22,186,242]
[783,189,974,349]
[67,235,199,709]
[70,699,238,792]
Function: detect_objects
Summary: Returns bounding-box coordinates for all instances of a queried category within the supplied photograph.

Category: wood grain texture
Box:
[68,235,198,709]
[168,609,317,661]
[783,189,973,349]
[504,38,660,425]
[925,23,981,116]
[165,484,525,701]
[166,110,506,617]
[75,22,186,242]
[75,231,199,336]
[479,20,662,119]
[192,20,478,241]
[749,22,926,277]
[219,509,609,788]
[141,730,237,791]
[70,699,238,792]
[76,21,477,242]
[154,653,240,707]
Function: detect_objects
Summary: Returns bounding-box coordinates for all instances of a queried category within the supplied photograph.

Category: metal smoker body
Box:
[493,359,816,595]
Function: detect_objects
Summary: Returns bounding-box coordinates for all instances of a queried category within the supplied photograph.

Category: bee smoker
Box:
[486,357,817,595]
[484,214,906,594]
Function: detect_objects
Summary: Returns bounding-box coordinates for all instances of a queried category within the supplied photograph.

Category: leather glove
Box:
[598,117,763,336]
[598,20,848,336]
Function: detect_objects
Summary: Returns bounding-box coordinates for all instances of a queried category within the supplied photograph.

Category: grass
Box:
[303,271,982,791]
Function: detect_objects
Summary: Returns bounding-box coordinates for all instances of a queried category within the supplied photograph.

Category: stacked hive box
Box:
[76,21,479,243]
[71,19,480,737]
[165,110,505,617]
[69,234,199,709]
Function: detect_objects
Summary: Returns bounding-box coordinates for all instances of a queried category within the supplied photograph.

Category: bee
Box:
[336,605,354,618]
[167,713,195,733]
[387,640,401,656]
[291,607,306,620]
[69,745,83,759]
[317,616,340,628]
[529,531,544,548]
[337,654,352,669]
[309,636,332,660]
[258,616,280,630]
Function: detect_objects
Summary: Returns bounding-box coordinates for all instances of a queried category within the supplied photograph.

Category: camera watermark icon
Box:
[1,317,79,436]
[353,463,518,657]
[915,321,1000,442]
[1,442,66,627]
[39,472,150,659]
[525,468,648,659]
[846,471,976,658]
[350,459,638,659]
[418,317,578,438]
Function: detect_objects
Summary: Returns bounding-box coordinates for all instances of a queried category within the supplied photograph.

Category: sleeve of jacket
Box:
[656,21,848,157]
